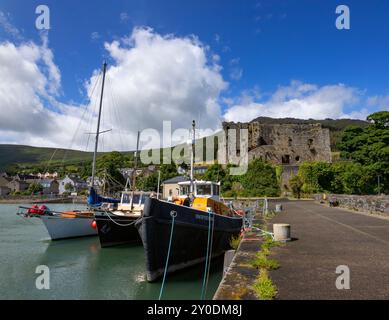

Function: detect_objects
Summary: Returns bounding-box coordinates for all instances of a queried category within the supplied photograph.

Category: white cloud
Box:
[120,12,129,23]
[367,93,389,111]
[91,27,227,147]
[229,57,243,81]
[0,11,22,40]
[0,27,227,151]
[223,80,369,122]
[91,31,100,41]
[0,39,60,134]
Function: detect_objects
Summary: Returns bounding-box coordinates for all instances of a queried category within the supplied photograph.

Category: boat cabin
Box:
[118,191,152,212]
[177,180,220,201]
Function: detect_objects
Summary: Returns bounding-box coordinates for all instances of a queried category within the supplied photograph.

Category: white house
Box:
[59,175,88,195]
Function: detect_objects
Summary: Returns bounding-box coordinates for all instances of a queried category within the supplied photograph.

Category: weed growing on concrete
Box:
[230,235,242,250]
[250,219,282,299]
[251,251,280,270]
[252,269,277,300]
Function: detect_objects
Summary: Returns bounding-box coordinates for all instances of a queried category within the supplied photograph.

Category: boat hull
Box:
[40,215,97,240]
[136,197,243,282]
[94,212,141,247]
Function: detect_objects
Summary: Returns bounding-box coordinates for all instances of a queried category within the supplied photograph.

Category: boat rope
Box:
[200,210,214,300]
[204,210,215,298]
[159,210,177,300]
[103,210,141,227]
[252,226,274,239]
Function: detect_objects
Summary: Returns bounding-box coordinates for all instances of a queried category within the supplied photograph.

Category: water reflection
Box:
[0,204,222,300]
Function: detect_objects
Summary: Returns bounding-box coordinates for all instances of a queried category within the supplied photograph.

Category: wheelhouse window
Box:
[132,194,141,204]
[180,185,190,196]
[213,184,220,196]
[196,184,212,196]
[122,193,131,204]
[140,195,147,204]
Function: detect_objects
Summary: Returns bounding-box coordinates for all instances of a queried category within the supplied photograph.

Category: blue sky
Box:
[0,0,388,149]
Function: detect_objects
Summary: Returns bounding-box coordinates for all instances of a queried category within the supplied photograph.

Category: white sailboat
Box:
[18,62,114,240]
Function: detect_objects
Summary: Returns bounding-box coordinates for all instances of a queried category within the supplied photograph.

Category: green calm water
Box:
[0,204,223,300]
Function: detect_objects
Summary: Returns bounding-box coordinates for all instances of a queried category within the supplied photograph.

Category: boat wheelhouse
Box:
[117,191,152,213]
[177,180,220,200]
[94,191,156,247]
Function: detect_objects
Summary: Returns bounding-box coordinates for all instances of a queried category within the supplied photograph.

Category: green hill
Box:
[0,145,96,171]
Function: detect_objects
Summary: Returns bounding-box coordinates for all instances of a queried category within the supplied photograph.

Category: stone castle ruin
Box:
[222,120,332,190]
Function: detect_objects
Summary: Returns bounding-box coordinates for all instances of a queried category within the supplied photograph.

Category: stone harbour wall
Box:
[315,194,389,216]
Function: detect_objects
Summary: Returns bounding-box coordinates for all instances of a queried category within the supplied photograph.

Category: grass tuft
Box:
[230,235,242,250]
[252,269,278,300]
[251,252,280,270]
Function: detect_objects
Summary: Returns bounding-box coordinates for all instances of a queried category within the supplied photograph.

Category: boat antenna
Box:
[90,61,107,189]
[156,170,161,199]
[190,120,195,195]
[131,131,140,210]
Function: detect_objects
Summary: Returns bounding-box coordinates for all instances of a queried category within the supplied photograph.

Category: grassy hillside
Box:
[0,145,96,171]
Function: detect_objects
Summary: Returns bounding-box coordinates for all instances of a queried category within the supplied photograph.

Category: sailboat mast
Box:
[131,131,140,210]
[190,120,195,194]
[132,131,140,191]
[91,62,107,188]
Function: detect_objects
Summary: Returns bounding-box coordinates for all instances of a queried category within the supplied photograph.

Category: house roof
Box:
[16,174,38,180]
[66,176,86,184]
[38,179,57,184]
[162,176,189,184]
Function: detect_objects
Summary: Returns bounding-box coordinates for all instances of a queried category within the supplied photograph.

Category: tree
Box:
[289,175,303,199]
[367,111,389,128]
[339,112,389,193]
[96,151,126,192]
[160,163,178,182]
[64,182,74,192]
[203,164,225,182]
[238,159,280,197]
[28,182,43,194]
[137,172,159,192]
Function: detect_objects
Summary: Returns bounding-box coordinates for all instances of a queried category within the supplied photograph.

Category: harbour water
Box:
[0,204,223,300]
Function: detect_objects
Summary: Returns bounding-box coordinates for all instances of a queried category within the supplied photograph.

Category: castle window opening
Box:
[282,155,290,164]
[258,136,268,146]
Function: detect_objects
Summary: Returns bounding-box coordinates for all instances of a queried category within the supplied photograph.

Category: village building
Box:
[59,175,88,194]
[0,186,11,196]
[37,172,59,179]
[38,179,59,195]
[86,176,104,193]
[161,176,189,199]
[0,176,12,188]
[7,179,29,193]
[14,174,39,182]
[193,165,208,175]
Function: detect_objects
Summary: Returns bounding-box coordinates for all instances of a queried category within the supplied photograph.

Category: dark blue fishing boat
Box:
[135,121,243,282]
[135,194,243,282]
[94,191,150,247]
